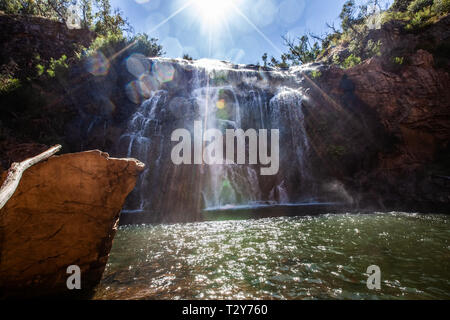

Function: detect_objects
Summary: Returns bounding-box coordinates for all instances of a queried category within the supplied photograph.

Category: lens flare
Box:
[216,99,226,110]
[193,0,236,30]
[152,61,175,83]
[85,51,110,76]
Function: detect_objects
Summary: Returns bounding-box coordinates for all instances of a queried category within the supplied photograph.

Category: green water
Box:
[93,212,450,300]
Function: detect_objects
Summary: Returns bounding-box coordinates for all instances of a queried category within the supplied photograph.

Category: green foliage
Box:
[366,39,382,57]
[0,0,72,21]
[342,54,362,68]
[332,54,341,65]
[386,0,449,31]
[340,0,360,32]
[392,0,415,11]
[0,75,20,94]
[282,35,321,65]
[129,33,164,57]
[310,70,322,79]
[269,55,289,68]
[433,0,450,13]
[84,31,126,57]
[270,0,449,68]
[380,9,410,23]
[46,55,69,78]
[265,0,393,67]
[0,0,131,37]
[36,64,45,76]
[408,0,434,13]
[80,0,94,29]
[0,0,24,14]
[82,31,163,61]
[94,0,129,37]
[183,54,193,61]
[405,5,436,29]
[393,56,405,64]
[261,53,268,67]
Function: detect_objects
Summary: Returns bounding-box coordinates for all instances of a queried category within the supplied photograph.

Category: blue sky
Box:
[110,0,386,64]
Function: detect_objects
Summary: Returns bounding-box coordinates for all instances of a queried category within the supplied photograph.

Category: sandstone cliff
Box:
[303,15,450,211]
[0,150,145,298]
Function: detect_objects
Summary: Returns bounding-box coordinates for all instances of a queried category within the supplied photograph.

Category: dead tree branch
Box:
[0,145,62,210]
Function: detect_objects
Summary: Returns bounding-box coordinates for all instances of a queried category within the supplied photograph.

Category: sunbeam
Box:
[229,2,283,56]
[148,0,195,35]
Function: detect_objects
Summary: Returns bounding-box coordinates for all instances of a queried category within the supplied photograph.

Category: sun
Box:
[193,0,236,29]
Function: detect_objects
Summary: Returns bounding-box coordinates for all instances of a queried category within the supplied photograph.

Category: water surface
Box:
[94,212,450,300]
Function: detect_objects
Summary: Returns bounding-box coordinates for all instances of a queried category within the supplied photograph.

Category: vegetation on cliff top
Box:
[0,0,163,82]
[263,0,450,68]
[0,0,164,158]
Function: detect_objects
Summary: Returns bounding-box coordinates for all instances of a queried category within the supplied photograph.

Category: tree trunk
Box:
[0,145,62,210]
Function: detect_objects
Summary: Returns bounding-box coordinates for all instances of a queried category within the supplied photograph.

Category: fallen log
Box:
[0,144,62,210]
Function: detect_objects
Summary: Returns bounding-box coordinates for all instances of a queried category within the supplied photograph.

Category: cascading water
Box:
[119,91,165,212]
[117,57,320,222]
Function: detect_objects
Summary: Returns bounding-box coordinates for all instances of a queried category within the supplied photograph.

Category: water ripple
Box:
[94,212,450,300]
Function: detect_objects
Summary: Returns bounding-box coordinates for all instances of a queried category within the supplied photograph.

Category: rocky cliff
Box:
[303,15,450,212]
[303,51,450,211]
[0,13,94,79]
[0,150,145,298]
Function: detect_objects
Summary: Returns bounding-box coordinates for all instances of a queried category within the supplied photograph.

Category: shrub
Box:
[36,64,45,77]
[393,56,405,64]
[380,9,410,24]
[310,70,322,79]
[366,39,382,58]
[84,32,126,58]
[128,33,164,57]
[405,6,436,29]
[332,54,341,65]
[342,54,362,68]
[82,32,163,60]
[46,55,69,78]
[407,0,434,13]
[392,0,415,12]
[0,75,20,94]
[433,0,450,13]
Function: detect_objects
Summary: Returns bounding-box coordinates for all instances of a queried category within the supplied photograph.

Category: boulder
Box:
[0,150,145,298]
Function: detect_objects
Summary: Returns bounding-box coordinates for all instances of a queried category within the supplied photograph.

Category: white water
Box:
[119,58,314,213]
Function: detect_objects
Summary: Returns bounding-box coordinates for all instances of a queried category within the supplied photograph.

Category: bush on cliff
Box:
[264,0,449,69]
[408,0,434,13]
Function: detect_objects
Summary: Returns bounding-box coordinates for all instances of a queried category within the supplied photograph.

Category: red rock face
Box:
[0,150,145,298]
[308,48,450,210]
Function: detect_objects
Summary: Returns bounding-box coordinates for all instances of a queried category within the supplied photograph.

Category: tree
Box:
[269,54,289,68]
[339,0,360,33]
[80,0,93,29]
[261,53,268,67]
[391,0,415,11]
[282,35,321,65]
[93,0,131,36]
[130,33,164,57]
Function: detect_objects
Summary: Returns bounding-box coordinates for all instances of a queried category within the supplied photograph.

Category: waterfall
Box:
[117,57,316,221]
